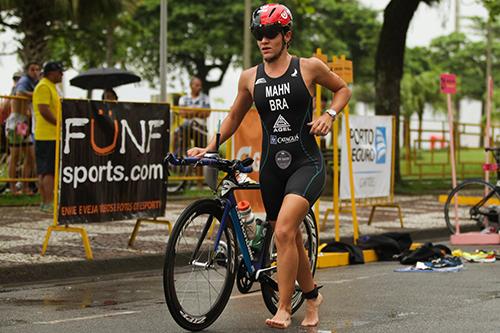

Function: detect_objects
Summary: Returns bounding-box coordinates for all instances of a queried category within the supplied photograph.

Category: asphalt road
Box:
[1,255,499,333]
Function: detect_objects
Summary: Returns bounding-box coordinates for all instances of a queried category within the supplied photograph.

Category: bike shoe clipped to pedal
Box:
[236,258,254,294]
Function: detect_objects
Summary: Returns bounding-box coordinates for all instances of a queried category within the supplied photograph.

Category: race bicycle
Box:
[163,153,319,331]
[444,147,500,234]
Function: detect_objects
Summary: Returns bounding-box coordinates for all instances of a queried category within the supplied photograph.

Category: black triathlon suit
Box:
[254,57,326,221]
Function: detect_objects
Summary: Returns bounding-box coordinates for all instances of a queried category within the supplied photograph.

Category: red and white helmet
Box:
[251,3,293,32]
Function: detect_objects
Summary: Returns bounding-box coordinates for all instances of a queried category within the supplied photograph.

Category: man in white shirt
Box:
[176,76,211,152]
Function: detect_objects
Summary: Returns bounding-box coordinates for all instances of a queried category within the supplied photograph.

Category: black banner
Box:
[58,100,169,224]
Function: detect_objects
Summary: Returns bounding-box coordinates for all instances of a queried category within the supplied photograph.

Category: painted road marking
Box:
[230,292,261,300]
[33,311,140,325]
[319,273,389,284]
[229,273,389,299]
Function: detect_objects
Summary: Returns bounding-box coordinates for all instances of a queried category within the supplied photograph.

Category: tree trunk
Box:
[402,116,411,176]
[479,100,486,147]
[106,22,117,67]
[418,110,423,150]
[403,116,409,149]
[375,0,422,184]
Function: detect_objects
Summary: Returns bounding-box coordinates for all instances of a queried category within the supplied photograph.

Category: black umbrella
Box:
[69,67,141,90]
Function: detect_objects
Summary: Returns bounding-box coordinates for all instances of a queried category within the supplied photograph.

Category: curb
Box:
[0,226,459,287]
[0,254,165,287]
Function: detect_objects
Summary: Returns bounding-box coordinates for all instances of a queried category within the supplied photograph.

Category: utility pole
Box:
[243,0,251,69]
[453,0,461,125]
[485,16,493,126]
[160,0,168,102]
[486,20,492,85]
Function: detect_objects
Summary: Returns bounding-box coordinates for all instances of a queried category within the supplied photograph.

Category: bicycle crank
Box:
[236,259,254,294]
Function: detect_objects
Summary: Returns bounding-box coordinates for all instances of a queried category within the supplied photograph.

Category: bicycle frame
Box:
[212,181,261,275]
[166,153,279,286]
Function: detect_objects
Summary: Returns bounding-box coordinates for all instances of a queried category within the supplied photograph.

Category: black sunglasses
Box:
[251,24,284,41]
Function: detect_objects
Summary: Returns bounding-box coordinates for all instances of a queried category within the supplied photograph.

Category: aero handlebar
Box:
[164,153,253,174]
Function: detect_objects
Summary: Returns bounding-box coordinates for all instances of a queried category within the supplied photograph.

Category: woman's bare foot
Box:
[265,309,291,329]
[301,293,323,327]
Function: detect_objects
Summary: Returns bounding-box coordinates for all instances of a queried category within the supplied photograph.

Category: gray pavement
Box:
[0,247,499,333]
[0,195,477,285]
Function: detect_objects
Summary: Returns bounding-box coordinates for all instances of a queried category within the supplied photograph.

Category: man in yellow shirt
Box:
[33,61,63,213]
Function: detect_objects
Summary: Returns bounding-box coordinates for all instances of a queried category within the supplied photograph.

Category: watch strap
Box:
[325,108,337,118]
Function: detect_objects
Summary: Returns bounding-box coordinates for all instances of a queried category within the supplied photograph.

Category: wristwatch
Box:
[325,108,337,119]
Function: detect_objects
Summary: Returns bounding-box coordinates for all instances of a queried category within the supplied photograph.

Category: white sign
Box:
[340,115,392,199]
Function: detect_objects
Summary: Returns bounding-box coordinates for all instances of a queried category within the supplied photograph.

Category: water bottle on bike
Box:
[250,218,267,253]
[237,200,268,258]
[237,200,255,239]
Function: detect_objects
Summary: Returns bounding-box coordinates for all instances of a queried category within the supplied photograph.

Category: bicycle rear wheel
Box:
[260,211,318,315]
[163,199,236,331]
[444,179,500,234]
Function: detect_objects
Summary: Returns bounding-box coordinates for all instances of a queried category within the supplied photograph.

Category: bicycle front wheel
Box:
[260,211,319,315]
[163,199,236,331]
[444,179,500,234]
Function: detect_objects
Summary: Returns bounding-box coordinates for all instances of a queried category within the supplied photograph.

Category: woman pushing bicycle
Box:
[188,3,351,329]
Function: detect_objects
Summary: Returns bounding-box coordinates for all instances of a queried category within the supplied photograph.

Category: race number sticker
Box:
[275,150,292,169]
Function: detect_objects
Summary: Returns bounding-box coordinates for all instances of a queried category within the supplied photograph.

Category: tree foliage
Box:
[401,47,442,118]
[0,0,127,66]
[0,0,380,92]
[432,34,492,94]
[124,0,380,92]
[482,0,500,21]
[48,1,136,70]
[125,0,247,92]
[280,0,380,83]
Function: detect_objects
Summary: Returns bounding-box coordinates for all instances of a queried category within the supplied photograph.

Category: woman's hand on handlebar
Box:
[187,147,207,158]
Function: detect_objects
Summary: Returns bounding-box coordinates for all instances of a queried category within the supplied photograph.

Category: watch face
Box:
[327,109,336,117]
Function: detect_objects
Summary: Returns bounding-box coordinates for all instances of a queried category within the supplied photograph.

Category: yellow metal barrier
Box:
[322,116,403,234]
[402,117,500,180]
[312,50,402,246]
[41,225,93,260]
[168,106,231,184]
[438,194,500,205]
[40,98,93,260]
[128,218,173,248]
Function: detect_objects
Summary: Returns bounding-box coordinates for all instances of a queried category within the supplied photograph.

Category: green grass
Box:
[400,148,488,180]
[168,188,214,200]
[0,192,41,206]
[395,178,453,195]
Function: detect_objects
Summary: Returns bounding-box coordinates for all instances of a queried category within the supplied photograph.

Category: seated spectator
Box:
[102,88,118,101]
[176,76,211,188]
[176,76,211,152]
